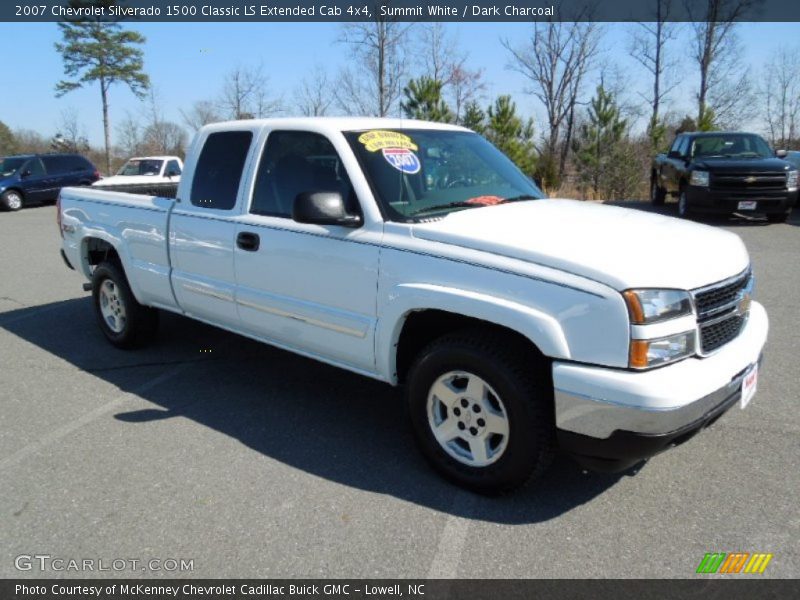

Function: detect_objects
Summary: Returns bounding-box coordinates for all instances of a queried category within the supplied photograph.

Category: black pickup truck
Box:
[651,132,798,222]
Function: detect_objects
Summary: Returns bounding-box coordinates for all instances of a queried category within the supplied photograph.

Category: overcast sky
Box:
[0,21,796,146]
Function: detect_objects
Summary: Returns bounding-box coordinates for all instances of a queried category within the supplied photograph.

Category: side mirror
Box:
[776,149,788,158]
[20,169,31,178]
[293,191,361,228]
[166,170,180,178]
[667,150,684,160]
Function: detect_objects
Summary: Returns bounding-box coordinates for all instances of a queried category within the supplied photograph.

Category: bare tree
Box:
[136,88,186,155]
[761,48,800,148]
[687,0,757,127]
[295,65,334,117]
[336,10,412,116]
[219,64,281,120]
[115,112,144,158]
[628,0,680,148]
[503,20,602,179]
[53,107,90,153]
[417,23,485,123]
[180,100,221,131]
[450,65,486,124]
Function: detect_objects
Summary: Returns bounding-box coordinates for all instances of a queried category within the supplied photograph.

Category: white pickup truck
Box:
[58,118,768,494]
[92,155,183,190]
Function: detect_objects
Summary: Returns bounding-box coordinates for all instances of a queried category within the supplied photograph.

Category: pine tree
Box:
[400,77,454,123]
[485,96,536,176]
[573,85,628,198]
[55,0,149,174]
[461,101,486,134]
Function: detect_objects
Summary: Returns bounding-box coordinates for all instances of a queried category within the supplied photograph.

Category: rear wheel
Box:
[92,262,158,349]
[406,330,555,495]
[1,190,23,211]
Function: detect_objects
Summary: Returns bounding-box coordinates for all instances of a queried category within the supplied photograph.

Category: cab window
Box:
[190,131,253,210]
[250,130,357,219]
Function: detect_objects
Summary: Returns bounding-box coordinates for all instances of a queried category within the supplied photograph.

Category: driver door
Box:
[233,129,380,373]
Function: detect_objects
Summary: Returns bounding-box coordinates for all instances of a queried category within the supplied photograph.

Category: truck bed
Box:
[59,186,179,311]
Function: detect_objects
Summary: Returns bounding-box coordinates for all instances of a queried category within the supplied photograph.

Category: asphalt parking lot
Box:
[1,202,798,579]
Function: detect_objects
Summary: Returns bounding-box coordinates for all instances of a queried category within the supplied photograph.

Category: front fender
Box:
[376,283,571,384]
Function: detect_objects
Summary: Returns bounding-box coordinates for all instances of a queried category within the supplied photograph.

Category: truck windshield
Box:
[117,159,164,176]
[344,129,544,221]
[691,134,774,159]
[0,157,26,177]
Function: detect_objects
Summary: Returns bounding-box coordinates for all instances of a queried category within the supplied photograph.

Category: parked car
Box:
[92,155,182,196]
[58,118,768,494]
[0,153,99,211]
[651,131,798,222]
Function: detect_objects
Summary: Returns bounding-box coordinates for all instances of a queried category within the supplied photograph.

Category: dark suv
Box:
[0,153,100,211]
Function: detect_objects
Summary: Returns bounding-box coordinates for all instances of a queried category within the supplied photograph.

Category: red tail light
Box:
[93,170,100,180]
[57,193,63,238]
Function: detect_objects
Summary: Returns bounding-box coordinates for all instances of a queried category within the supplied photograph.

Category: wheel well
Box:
[84,238,121,269]
[395,310,548,384]
[2,187,24,198]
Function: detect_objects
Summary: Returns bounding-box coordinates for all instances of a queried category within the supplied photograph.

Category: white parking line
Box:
[426,491,477,578]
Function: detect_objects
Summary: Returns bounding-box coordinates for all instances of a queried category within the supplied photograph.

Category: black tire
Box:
[406,329,555,495]
[650,176,666,206]
[1,189,24,211]
[92,261,158,349]
[678,188,692,219]
[766,211,789,224]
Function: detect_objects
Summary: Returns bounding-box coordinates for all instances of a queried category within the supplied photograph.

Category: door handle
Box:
[236,231,260,251]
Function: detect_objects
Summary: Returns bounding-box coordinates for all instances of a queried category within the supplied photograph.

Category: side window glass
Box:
[26,158,46,177]
[190,131,252,210]
[250,130,357,218]
[166,160,182,176]
[670,137,682,154]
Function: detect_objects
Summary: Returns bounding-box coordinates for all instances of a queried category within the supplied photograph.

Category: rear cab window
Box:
[190,131,253,210]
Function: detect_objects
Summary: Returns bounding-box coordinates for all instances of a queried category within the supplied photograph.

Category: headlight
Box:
[788,170,798,191]
[623,289,693,324]
[630,331,696,369]
[689,170,710,187]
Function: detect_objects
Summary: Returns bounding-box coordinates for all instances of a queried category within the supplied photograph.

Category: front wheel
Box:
[92,262,159,349]
[1,190,24,211]
[406,330,555,495]
[650,177,666,206]
[678,189,692,219]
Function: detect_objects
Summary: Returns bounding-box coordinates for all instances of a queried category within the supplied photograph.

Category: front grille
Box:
[692,270,751,354]
[700,315,745,354]
[711,172,787,193]
[694,270,750,318]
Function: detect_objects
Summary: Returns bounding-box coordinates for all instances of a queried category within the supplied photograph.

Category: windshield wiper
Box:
[502,194,539,202]
[410,201,484,217]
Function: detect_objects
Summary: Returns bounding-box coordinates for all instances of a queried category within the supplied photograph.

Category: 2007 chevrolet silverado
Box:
[651,131,798,221]
[58,118,768,494]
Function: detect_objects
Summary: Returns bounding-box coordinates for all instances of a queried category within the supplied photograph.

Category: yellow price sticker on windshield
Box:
[358,130,418,152]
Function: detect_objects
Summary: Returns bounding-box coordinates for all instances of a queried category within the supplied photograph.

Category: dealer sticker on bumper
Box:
[741,363,758,409]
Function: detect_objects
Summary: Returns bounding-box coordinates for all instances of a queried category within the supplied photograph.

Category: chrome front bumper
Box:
[553,301,768,440]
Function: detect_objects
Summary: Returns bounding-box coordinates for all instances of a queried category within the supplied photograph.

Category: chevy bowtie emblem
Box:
[738,291,752,315]
[744,176,757,183]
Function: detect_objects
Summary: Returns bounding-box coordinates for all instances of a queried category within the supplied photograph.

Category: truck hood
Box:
[693,157,792,172]
[410,199,749,290]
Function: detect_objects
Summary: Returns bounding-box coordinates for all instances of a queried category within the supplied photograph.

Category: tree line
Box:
[0,0,798,200]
